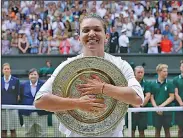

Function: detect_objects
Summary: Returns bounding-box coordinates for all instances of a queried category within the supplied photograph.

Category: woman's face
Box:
[79,18,106,51]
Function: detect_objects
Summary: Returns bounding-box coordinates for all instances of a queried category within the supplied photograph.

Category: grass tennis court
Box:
[5,125,179,137]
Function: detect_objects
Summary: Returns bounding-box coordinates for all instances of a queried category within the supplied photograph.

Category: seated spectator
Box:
[69,32,82,54]
[39,30,51,54]
[71,15,80,34]
[2,33,11,55]
[48,35,60,54]
[37,31,43,54]
[64,20,72,38]
[10,32,19,55]
[39,60,55,77]
[59,34,71,55]
[160,35,173,53]
[172,33,183,54]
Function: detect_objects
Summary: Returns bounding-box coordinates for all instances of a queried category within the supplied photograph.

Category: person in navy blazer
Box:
[1,63,20,137]
[19,68,48,137]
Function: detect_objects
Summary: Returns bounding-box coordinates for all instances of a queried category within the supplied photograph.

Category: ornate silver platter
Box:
[52,56,128,136]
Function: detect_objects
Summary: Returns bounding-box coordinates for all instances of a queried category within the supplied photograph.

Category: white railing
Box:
[127,106,183,137]
[2,105,183,137]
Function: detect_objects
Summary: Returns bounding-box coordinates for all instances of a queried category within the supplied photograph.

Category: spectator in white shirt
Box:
[6,17,17,31]
[118,28,129,53]
[52,16,65,36]
[147,32,159,54]
[141,26,152,53]
[143,11,156,31]
[97,2,107,18]
[134,2,144,18]
[69,32,82,54]
[122,17,133,37]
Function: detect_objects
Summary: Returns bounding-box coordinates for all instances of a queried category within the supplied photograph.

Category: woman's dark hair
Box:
[28,68,38,75]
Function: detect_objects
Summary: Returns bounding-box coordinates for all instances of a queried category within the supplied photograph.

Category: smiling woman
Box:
[34,14,144,137]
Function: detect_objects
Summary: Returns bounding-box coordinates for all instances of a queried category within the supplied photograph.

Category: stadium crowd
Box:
[1,0,183,55]
[1,0,183,137]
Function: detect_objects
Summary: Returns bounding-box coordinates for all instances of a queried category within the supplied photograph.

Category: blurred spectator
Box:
[59,34,71,55]
[18,31,29,54]
[39,30,50,54]
[143,11,156,31]
[162,25,174,42]
[147,31,159,54]
[108,26,119,53]
[2,33,11,55]
[154,29,163,53]
[118,28,129,53]
[160,35,173,53]
[122,17,134,37]
[29,32,39,54]
[48,35,60,54]
[173,60,183,138]
[10,32,19,55]
[52,15,65,36]
[69,32,82,54]
[172,33,183,54]
[71,15,80,33]
[159,16,171,33]
[1,63,20,137]
[39,60,55,77]
[131,66,151,137]
[141,26,152,53]
[150,64,175,137]
[64,20,73,38]
[19,68,48,137]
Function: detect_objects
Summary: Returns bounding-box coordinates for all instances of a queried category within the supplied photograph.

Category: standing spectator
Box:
[10,32,19,55]
[48,35,60,55]
[143,11,156,31]
[109,26,119,53]
[2,33,11,55]
[150,64,175,137]
[131,66,151,137]
[52,15,65,36]
[1,63,20,137]
[29,32,39,54]
[173,60,183,137]
[71,15,80,34]
[147,32,159,54]
[118,28,129,53]
[172,33,183,53]
[160,35,173,53]
[154,29,163,53]
[19,68,48,137]
[39,30,50,54]
[141,26,152,53]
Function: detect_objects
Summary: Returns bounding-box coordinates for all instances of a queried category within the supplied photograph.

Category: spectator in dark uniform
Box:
[173,60,183,137]
[150,64,175,137]
[109,26,119,53]
[1,63,20,137]
[131,66,151,137]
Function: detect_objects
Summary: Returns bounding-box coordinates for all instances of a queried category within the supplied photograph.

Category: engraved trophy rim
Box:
[52,56,129,136]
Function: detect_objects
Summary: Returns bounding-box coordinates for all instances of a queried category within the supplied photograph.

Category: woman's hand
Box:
[77,95,106,112]
[77,74,105,96]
